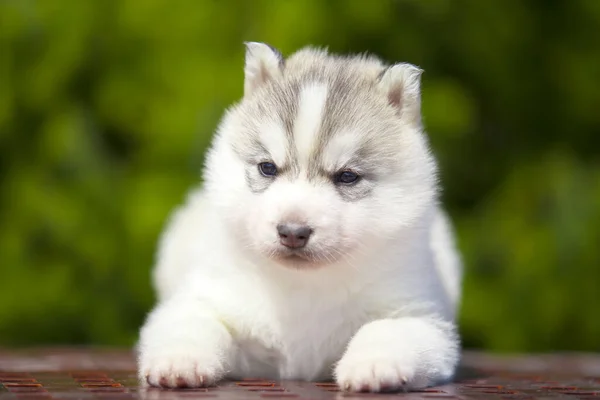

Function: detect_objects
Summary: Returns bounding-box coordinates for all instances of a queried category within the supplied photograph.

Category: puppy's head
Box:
[204,43,438,268]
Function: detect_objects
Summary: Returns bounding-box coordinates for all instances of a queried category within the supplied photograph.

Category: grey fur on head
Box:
[243,42,423,119]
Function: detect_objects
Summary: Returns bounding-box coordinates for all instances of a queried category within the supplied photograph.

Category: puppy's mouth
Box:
[260,241,345,268]
[283,252,310,262]
[280,248,310,260]
[272,247,317,266]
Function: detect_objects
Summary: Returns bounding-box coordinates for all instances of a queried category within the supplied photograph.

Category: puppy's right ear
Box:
[244,42,284,97]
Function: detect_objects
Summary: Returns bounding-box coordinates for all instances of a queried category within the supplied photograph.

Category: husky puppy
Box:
[138,42,462,392]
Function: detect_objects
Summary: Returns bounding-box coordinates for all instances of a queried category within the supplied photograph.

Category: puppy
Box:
[137,42,462,392]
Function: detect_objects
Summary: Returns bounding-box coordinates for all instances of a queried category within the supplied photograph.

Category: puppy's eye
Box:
[258,162,278,177]
[334,170,360,185]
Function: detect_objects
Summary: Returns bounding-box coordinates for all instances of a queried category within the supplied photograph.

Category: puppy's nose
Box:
[277,224,313,249]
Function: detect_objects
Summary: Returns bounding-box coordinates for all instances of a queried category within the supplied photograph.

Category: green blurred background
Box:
[1,0,599,352]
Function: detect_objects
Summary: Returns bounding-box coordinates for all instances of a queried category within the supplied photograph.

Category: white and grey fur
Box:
[137,42,463,392]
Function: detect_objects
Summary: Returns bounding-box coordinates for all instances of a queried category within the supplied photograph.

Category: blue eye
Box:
[335,170,360,184]
[258,162,277,177]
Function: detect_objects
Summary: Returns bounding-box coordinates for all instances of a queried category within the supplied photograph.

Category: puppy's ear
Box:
[244,42,284,97]
[378,63,423,125]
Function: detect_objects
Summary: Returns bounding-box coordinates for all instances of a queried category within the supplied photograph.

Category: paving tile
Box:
[1,349,599,399]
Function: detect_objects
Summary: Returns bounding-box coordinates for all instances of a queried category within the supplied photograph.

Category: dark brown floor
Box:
[1,348,599,399]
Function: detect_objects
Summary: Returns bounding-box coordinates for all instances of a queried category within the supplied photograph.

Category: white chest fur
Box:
[190,265,376,381]
[230,299,362,380]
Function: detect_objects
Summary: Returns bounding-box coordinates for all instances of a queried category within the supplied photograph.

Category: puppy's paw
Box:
[139,347,226,388]
[334,318,459,392]
[334,351,416,392]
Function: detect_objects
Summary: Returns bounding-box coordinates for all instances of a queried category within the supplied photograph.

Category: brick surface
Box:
[1,348,599,399]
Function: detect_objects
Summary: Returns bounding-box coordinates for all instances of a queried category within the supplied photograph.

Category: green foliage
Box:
[1,0,598,351]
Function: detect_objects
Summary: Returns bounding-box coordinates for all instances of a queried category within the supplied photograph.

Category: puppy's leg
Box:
[138,296,234,388]
[335,317,459,392]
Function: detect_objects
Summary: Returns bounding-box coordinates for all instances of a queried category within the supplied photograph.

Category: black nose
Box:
[277,224,313,249]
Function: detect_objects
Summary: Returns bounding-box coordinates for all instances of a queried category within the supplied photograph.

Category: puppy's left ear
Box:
[378,63,423,125]
[244,42,284,97]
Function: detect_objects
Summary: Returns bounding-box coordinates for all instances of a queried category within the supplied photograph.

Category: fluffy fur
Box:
[137,42,463,392]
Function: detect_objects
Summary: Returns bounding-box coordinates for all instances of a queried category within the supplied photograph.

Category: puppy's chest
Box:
[231,292,371,380]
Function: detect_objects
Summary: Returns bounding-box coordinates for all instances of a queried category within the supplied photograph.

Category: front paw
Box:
[334,351,416,392]
[334,318,459,392]
[139,346,226,388]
